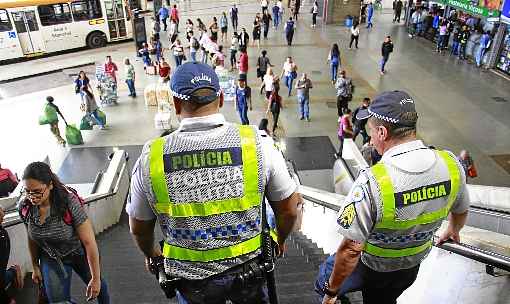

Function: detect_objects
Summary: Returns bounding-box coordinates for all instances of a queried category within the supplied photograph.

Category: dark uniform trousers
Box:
[177,264,269,304]
[315,254,420,304]
[0,227,11,303]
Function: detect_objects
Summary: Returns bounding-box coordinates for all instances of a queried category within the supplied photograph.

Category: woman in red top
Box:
[158,58,171,82]
[267,88,284,133]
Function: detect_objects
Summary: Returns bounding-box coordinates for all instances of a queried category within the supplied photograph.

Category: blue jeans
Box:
[451,41,459,55]
[416,22,423,35]
[273,14,279,27]
[330,63,339,82]
[298,94,310,119]
[190,51,197,62]
[201,51,208,64]
[40,254,110,304]
[476,47,486,67]
[285,75,294,96]
[237,104,249,125]
[89,110,104,127]
[367,16,373,28]
[174,55,184,67]
[380,56,389,72]
[459,44,467,59]
[437,35,447,50]
[126,79,136,96]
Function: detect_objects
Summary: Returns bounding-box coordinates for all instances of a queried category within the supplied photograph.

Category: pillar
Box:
[324,0,362,25]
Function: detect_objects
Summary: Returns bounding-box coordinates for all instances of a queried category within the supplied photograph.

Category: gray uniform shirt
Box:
[336,140,470,272]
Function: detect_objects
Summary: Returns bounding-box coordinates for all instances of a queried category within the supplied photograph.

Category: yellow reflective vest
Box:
[364,150,461,258]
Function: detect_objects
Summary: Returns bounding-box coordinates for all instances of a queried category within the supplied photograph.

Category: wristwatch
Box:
[322,281,338,297]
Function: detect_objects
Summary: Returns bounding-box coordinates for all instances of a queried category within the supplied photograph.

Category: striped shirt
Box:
[22,193,87,258]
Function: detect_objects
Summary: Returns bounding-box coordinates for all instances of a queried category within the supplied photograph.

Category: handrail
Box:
[2,191,118,229]
[436,239,510,272]
[337,156,355,182]
[301,193,510,272]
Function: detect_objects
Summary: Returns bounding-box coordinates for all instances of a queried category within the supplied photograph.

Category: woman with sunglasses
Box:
[19,162,109,303]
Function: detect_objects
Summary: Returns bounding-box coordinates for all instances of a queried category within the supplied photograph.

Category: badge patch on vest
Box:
[394,180,451,208]
[351,186,364,202]
[164,147,243,172]
[338,203,357,229]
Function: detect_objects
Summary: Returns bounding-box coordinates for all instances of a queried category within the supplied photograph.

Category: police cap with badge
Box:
[169,62,222,104]
[355,90,417,127]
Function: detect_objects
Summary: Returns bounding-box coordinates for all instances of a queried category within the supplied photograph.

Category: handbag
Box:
[290,71,297,79]
[467,165,478,178]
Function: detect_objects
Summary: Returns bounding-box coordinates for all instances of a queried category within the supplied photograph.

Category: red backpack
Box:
[20,186,85,226]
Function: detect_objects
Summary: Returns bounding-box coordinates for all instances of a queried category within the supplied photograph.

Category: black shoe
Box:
[300,117,304,120]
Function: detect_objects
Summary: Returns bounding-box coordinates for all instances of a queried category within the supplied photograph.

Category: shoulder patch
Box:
[351,186,365,202]
[338,203,357,229]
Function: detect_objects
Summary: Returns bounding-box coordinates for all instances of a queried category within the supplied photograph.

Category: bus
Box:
[0,0,133,61]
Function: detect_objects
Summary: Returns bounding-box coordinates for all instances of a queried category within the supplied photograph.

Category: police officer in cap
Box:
[315,90,470,304]
[127,62,301,303]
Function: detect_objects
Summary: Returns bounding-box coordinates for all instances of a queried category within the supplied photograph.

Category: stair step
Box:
[278,292,320,304]
[275,270,318,285]
[274,262,317,274]
[276,280,317,295]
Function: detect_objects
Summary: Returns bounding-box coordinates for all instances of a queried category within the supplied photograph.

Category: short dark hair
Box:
[180,88,219,112]
[369,112,418,139]
[46,96,54,102]
[261,50,267,56]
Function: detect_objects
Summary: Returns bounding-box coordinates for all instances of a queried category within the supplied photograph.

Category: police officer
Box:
[315,91,470,304]
[127,62,301,303]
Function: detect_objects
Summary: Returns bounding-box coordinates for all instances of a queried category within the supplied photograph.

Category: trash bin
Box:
[345,15,353,27]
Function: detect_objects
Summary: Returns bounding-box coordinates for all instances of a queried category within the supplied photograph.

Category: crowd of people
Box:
[409,6,492,67]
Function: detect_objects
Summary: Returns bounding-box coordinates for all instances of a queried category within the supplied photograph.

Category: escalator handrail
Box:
[2,191,117,229]
[301,194,510,272]
[337,156,356,181]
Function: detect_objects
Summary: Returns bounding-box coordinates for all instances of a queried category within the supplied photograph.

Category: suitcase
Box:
[144,84,158,106]
[65,124,84,145]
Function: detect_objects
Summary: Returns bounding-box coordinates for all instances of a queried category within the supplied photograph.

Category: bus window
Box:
[0,9,12,32]
[38,3,73,26]
[72,0,103,21]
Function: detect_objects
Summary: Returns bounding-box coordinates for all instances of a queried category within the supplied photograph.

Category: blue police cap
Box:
[356,91,417,127]
[169,62,221,104]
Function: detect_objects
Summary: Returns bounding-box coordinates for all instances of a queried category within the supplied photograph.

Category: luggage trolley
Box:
[95,65,118,105]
